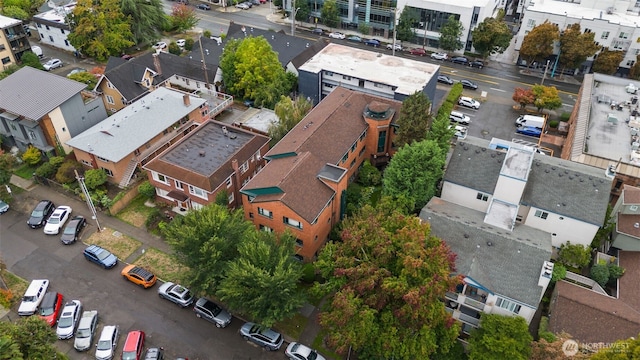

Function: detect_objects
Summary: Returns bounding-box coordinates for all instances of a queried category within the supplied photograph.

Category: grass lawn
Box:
[116,194,157,228]
[14,164,37,179]
[132,247,188,283]
[85,227,141,260]
[1,270,28,307]
[274,312,308,340]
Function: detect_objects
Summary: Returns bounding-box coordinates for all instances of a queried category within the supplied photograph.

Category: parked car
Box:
[449,111,471,125]
[57,300,83,339]
[67,68,86,77]
[240,322,284,351]
[152,42,167,50]
[285,342,325,360]
[516,126,542,137]
[121,265,157,288]
[95,325,119,360]
[437,75,454,85]
[235,2,249,9]
[460,79,478,90]
[430,52,448,60]
[83,245,118,269]
[469,60,484,69]
[43,205,72,235]
[364,39,380,47]
[328,32,345,39]
[386,43,402,51]
[458,96,480,109]
[193,297,232,328]
[122,330,145,360]
[409,48,426,56]
[450,124,468,140]
[27,200,55,229]
[311,28,323,35]
[0,199,9,214]
[74,310,98,351]
[144,347,164,360]
[196,3,210,9]
[176,39,186,48]
[61,215,86,244]
[158,282,195,308]
[43,58,63,71]
[121,54,135,61]
[242,1,252,7]
[451,56,469,65]
[38,292,64,326]
[18,279,49,316]
[250,0,261,5]
[346,35,362,42]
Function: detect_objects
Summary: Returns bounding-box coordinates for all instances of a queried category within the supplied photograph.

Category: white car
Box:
[17,279,49,316]
[43,205,72,235]
[458,96,481,110]
[430,52,448,60]
[176,39,186,48]
[235,2,249,9]
[285,342,326,360]
[57,300,83,339]
[386,43,402,51]
[449,111,471,125]
[328,32,345,39]
[449,124,468,140]
[95,325,119,360]
[43,58,63,71]
[152,41,167,50]
[74,310,98,351]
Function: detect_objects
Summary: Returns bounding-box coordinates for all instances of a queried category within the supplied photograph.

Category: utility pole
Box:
[392,7,398,56]
[541,59,551,85]
[291,0,300,37]
[75,170,102,232]
[197,36,210,89]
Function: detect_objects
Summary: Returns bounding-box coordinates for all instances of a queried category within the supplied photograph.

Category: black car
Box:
[460,79,478,90]
[437,75,454,85]
[27,200,55,229]
[469,60,484,69]
[311,28,323,35]
[451,56,469,65]
[196,3,210,9]
[61,216,86,244]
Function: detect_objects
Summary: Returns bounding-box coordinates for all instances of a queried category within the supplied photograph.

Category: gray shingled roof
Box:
[445,137,612,226]
[0,67,86,121]
[66,87,206,162]
[420,198,552,307]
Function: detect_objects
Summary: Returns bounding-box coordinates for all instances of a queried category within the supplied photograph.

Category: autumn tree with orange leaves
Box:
[513,87,535,109]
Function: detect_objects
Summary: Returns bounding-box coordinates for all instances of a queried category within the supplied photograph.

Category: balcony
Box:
[458,312,480,327]
[463,296,486,311]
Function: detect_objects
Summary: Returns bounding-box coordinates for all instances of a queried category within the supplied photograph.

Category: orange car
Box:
[121,265,157,288]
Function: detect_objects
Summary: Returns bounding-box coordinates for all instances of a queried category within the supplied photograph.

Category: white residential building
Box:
[33,2,76,53]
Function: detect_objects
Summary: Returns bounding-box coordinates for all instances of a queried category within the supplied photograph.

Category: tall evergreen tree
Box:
[395,91,432,147]
[120,0,167,45]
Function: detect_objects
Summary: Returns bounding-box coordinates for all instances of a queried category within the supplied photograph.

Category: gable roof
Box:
[420,198,552,307]
[0,67,86,121]
[143,120,269,192]
[242,87,402,223]
[99,52,216,103]
[446,137,612,225]
[66,87,206,162]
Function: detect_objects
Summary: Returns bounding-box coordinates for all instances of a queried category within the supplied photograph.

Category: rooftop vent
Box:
[634,223,640,228]
[222,126,228,136]
[486,241,493,246]
[199,151,205,157]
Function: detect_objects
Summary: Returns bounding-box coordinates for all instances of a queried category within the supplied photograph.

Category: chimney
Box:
[232,159,239,171]
[183,94,190,106]
[152,53,162,75]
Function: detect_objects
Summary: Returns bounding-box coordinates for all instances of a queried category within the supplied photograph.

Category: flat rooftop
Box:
[33,2,75,23]
[0,14,21,28]
[527,1,640,27]
[233,108,278,135]
[298,43,438,96]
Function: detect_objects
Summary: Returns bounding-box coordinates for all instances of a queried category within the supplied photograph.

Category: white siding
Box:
[523,207,598,248]
[441,182,492,213]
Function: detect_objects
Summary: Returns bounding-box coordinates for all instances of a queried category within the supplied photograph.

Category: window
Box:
[226,177,232,188]
[527,19,535,27]
[249,212,254,218]
[283,216,303,229]
[359,131,366,141]
[228,192,234,203]
[350,159,356,168]
[1,57,10,64]
[188,185,207,199]
[342,75,352,80]
[258,207,272,219]
[101,168,114,177]
[239,161,249,174]
[80,159,93,167]
[496,297,521,314]
[28,130,37,140]
[359,147,366,157]
[636,0,640,7]
[174,180,184,190]
[534,210,548,219]
[96,156,109,162]
[106,95,115,105]
[324,71,334,76]
[60,28,65,34]
[341,153,348,163]
[259,224,273,232]
[620,32,629,39]
[295,239,303,247]
[0,44,5,51]
[601,31,610,39]
[107,81,115,89]
[476,192,488,201]
[48,35,53,42]
[9,123,16,130]
[628,60,636,67]
[350,143,357,153]
[152,172,169,185]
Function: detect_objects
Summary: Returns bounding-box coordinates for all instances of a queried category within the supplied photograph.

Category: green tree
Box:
[214,189,229,206]
[220,36,292,108]
[84,169,108,190]
[20,52,44,70]
[557,241,591,268]
[0,316,58,359]
[270,95,312,145]
[0,64,20,80]
[551,263,567,283]
[382,140,445,212]
[395,91,432,147]
[512,87,535,109]
[217,231,305,327]
[439,15,464,52]
[314,204,462,359]
[161,204,255,295]
[426,106,455,151]
[169,3,198,33]
[531,84,562,112]
[592,49,624,75]
[519,21,559,67]
[67,0,134,61]
[468,314,532,360]
[320,0,339,29]
[590,263,610,287]
[2,6,29,20]
[0,153,17,185]
[559,23,599,74]
[0,335,23,360]
[357,160,381,186]
[396,8,418,43]
[471,17,512,59]
[120,0,166,45]
[530,333,591,360]
[68,71,99,89]
[2,0,44,18]
[21,145,41,166]
[294,0,310,24]
[138,180,156,198]
[55,160,82,184]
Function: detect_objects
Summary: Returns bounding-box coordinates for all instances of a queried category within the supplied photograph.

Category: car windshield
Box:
[211,305,221,316]
[23,295,35,302]
[31,210,43,217]
[39,306,53,316]
[122,352,136,360]
[308,351,318,360]
[48,217,60,224]
[58,316,73,328]
[63,225,76,235]
[97,340,111,351]
[76,328,91,338]
[96,250,110,260]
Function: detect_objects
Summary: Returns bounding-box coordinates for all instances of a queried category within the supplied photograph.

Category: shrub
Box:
[21,145,42,166]
[215,189,229,206]
[84,169,108,189]
[538,316,556,342]
[608,264,625,279]
[0,288,13,308]
[446,83,464,104]
[551,263,566,283]
[49,156,65,169]
[35,162,57,178]
[138,181,156,199]
[203,30,212,38]
[301,263,315,283]
[184,38,194,51]
[358,160,381,186]
[168,42,181,55]
[55,161,83,184]
[0,153,17,171]
[560,112,571,122]
[558,242,591,268]
[548,120,559,128]
[145,207,163,230]
[590,264,610,287]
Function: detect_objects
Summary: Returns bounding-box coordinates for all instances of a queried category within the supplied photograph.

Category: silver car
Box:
[158,282,195,307]
[194,297,232,328]
[74,310,98,351]
[56,300,82,339]
[95,325,119,360]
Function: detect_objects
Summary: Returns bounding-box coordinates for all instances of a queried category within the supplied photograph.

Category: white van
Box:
[31,46,43,59]
[18,279,49,316]
[515,114,546,129]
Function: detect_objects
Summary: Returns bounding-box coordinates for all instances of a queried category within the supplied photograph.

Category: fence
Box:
[108,186,139,215]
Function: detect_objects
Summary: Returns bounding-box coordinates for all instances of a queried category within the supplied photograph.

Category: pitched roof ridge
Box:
[557,280,640,323]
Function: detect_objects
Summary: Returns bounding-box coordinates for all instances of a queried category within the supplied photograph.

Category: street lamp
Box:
[291,0,300,37]
[392,7,400,56]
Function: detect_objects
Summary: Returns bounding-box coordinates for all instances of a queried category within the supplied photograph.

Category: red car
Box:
[39,292,64,326]
[409,48,427,56]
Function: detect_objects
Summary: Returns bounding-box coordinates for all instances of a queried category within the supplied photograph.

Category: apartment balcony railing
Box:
[463,297,486,311]
[458,313,480,327]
